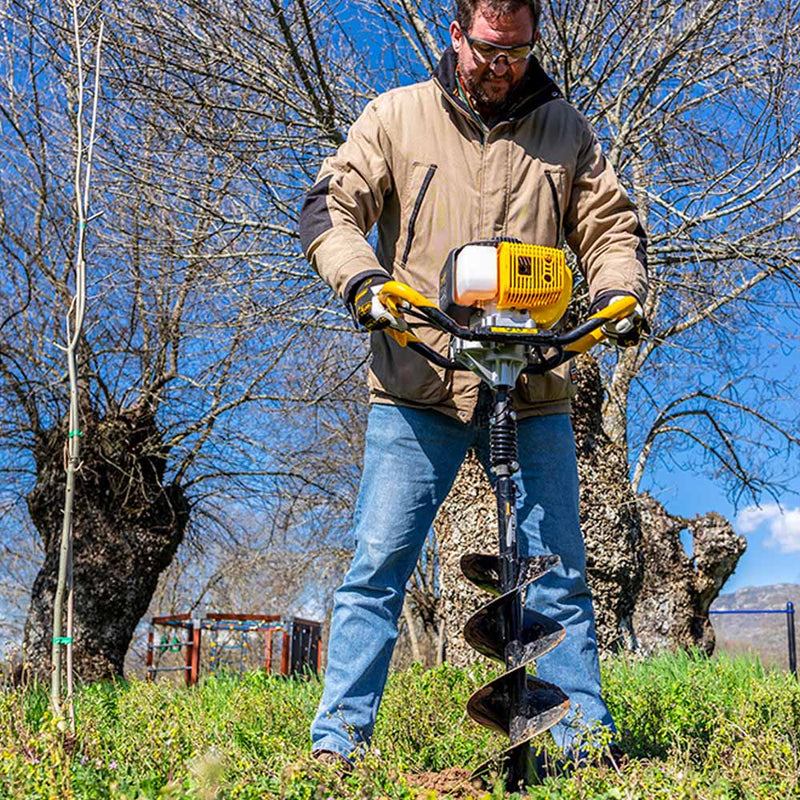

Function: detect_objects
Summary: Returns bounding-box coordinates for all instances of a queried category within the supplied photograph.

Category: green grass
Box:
[1,651,799,799]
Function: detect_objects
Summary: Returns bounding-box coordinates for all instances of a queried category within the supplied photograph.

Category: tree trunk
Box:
[435,451,496,668]
[23,406,189,682]
[632,493,746,655]
[571,355,643,653]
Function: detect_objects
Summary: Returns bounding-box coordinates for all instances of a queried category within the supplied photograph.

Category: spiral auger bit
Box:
[461,388,570,791]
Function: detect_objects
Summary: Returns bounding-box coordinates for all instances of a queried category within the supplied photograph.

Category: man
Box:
[299,0,647,771]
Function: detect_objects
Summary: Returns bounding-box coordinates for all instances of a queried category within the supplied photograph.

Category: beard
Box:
[462,66,524,118]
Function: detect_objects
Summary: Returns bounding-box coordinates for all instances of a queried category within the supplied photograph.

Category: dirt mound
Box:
[405,767,481,798]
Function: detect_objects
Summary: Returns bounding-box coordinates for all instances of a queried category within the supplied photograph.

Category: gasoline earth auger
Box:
[374,240,635,791]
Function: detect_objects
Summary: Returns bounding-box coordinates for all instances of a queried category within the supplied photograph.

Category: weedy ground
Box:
[1,650,799,799]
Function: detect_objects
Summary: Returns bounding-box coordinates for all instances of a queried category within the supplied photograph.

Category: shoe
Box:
[311,749,354,776]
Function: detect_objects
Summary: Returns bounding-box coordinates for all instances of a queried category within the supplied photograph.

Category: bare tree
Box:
[0,0,369,681]
[537,0,800,492]
[540,0,799,650]
[365,0,800,654]
[48,0,104,731]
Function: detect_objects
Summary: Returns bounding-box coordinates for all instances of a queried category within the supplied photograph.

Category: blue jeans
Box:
[311,403,615,759]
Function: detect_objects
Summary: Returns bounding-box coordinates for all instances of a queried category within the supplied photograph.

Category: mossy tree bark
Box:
[435,451,496,668]
[633,494,745,655]
[571,355,643,652]
[23,406,188,682]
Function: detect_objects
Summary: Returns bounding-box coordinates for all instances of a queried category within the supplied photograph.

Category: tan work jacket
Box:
[300,50,648,423]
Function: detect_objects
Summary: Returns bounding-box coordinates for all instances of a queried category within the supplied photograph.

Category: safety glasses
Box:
[462,31,535,64]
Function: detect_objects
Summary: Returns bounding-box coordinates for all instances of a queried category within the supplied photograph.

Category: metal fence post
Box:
[145,622,154,681]
[787,601,797,678]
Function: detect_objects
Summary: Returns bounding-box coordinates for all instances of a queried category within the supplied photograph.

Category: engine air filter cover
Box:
[495,242,572,328]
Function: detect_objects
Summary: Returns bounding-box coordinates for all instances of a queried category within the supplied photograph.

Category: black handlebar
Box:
[401,304,609,374]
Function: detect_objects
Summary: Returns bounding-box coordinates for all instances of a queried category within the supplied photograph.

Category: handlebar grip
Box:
[368,281,427,347]
[378,280,437,315]
[377,281,433,347]
[564,295,637,355]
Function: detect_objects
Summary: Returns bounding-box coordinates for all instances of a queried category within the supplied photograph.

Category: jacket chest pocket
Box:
[400,162,437,267]
[543,167,566,247]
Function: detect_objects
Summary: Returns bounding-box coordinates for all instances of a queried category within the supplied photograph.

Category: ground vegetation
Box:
[1,652,799,798]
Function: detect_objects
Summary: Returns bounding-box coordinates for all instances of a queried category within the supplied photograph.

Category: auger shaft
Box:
[489,388,529,790]
[460,373,570,792]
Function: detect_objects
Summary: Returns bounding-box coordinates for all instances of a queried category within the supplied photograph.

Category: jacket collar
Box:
[433,46,562,126]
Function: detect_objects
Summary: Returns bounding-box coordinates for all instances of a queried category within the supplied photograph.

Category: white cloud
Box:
[736,503,800,553]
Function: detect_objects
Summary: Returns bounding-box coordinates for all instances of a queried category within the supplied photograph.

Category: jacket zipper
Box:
[545,171,562,246]
[401,165,437,267]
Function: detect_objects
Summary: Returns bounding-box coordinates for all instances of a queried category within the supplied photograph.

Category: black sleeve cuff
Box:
[588,289,640,316]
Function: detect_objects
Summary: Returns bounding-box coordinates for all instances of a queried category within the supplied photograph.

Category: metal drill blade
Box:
[464,598,565,665]
[460,553,561,596]
[466,666,570,742]
[461,545,569,789]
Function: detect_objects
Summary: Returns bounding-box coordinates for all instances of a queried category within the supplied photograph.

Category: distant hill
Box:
[710,584,799,669]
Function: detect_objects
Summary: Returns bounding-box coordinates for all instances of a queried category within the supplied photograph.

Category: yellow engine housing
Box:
[495,242,572,328]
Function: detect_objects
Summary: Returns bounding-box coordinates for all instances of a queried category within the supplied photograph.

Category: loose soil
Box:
[405,767,481,798]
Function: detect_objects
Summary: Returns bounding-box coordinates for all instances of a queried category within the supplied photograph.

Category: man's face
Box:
[450,4,538,116]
